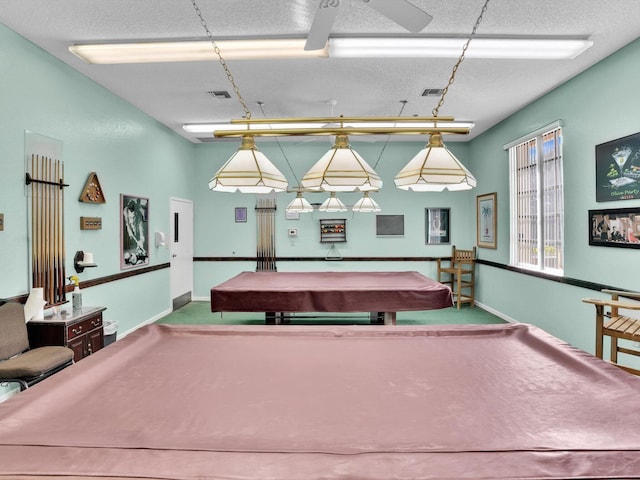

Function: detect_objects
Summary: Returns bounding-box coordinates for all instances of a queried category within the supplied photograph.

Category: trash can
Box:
[103,320,118,347]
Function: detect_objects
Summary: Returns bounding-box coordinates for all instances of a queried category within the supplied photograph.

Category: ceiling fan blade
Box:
[305,1,341,51]
[365,0,433,33]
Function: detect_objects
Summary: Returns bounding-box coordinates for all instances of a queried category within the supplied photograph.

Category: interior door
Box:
[170,198,193,310]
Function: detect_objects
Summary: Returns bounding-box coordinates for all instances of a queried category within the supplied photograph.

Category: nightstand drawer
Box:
[67,314,103,340]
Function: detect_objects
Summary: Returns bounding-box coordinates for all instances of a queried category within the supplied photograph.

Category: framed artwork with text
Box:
[595,132,640,202]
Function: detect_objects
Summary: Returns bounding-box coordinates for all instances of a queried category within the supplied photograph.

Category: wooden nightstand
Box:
[27,306,107,363]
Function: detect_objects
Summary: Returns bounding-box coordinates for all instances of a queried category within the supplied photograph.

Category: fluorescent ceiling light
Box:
[330,37,593,60]
[69,39,328,64]
[69,37,592,64]
[183,121,475,134]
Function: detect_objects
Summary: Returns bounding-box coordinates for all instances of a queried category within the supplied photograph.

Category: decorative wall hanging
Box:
[477,192,497,249]
[79,172,106,203]
[589,207,640,249]
[79,216,102,230]
[595,132,640,202]
[120,194,149,269]
[234,207,247,223]
[425,208,451,245]
[320,219,346,243]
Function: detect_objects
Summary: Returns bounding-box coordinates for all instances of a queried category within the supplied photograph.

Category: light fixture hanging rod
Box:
[230,116,456,125]
[214,126,470,138]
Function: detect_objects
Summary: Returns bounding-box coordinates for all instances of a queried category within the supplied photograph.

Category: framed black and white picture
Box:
[120,194,149,269]
[425,208,450,245]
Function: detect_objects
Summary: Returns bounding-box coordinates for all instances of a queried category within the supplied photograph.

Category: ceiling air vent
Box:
[208,90,231,99]
[421,88,443,97]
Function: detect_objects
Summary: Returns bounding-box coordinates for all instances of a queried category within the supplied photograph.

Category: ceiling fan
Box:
[305,0,433,51]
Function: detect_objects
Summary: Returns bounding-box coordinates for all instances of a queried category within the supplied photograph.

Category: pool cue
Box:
[31,154,37,289]
[37,155,44,290]
[257,198,264,271]
[53,159,61,303]
[60,161,66,302]
[258,198,264,271]
[269,199,275,271]
[44,156,52,302]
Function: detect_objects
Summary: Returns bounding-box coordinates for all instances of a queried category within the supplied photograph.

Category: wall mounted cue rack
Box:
[25,172,69,189]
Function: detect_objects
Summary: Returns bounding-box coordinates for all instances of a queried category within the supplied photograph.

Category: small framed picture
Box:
[235,207,247,223]
[589,207,640,248]
[477,192,497,249]
[425,208,450,244]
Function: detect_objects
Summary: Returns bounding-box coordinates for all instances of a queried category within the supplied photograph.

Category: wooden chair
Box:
[437,246,476,309]
[583,290,640,376]
[0,302,74,391]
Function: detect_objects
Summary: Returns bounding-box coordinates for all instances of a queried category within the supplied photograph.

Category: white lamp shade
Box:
[301,135,382,192]
[209,136,288,193]
[286,192,314,213]
[394,134,477,191]
[352,192,381,212]
[318,192,348,212]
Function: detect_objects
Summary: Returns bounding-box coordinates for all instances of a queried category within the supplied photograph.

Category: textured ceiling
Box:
[1,0,640,143]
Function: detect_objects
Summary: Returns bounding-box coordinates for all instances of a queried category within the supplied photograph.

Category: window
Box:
[508,125,564,274]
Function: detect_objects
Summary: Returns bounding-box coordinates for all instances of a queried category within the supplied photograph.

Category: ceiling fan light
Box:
[208,136,288,193]
[318,192,348,212]
[286,191,314,213]
[352,192,381,212]
[301,134,382,192]
[394,133,477,191]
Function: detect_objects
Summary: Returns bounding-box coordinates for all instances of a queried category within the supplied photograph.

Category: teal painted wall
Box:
[2,18,640,364]
[470,37,640,353]
[192,139,474,296]
[0,24,195,335]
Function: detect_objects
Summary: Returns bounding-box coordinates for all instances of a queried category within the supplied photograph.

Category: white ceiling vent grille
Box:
[208,90,231,99]
[421,88,444,97]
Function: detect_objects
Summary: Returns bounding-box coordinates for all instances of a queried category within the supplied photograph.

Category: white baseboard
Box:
[120,307,172,339]
[475,301,517,323]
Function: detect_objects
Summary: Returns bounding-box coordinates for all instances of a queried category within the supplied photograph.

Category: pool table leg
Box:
[265,312,289,324]
[384,312,396,325]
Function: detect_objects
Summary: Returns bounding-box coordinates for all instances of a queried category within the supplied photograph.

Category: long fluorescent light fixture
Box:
[330,37,593,60]
[183,121,475,134]
[69,39,328,63]
[69,37,592,64]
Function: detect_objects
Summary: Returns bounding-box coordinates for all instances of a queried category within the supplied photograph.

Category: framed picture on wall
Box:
[425,208,450,244]
[589,207,640,248]
[235,207,247,223]
[595,132,640,202]
[120,194,150,269]
[477,192,497,249]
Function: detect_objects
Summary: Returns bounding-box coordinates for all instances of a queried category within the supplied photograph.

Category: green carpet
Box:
[158,301,506,326]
